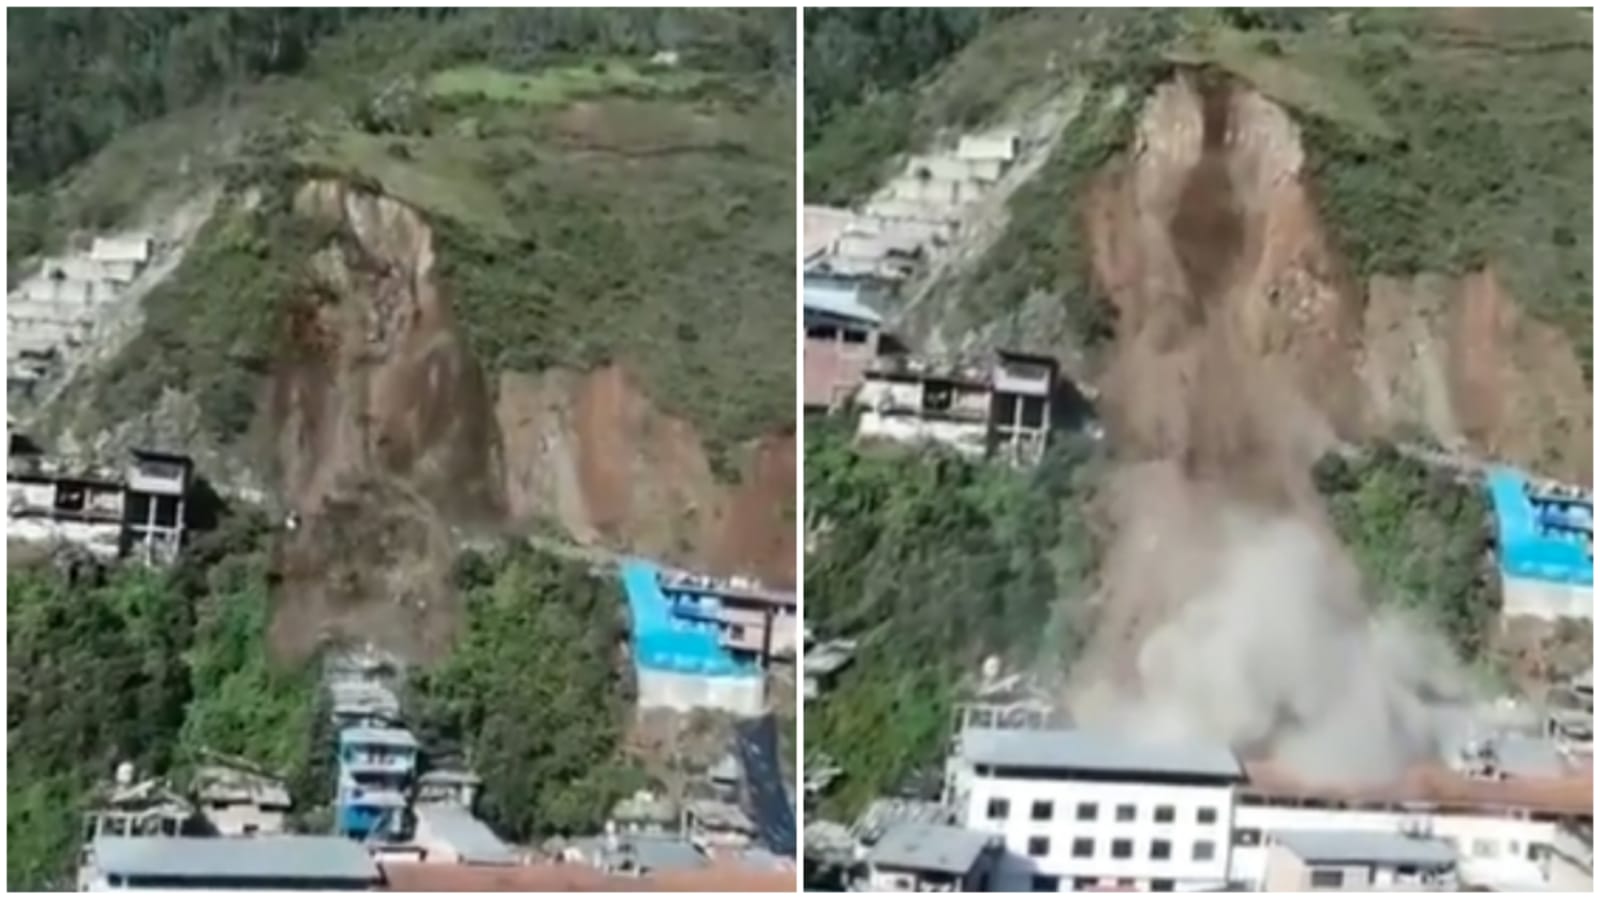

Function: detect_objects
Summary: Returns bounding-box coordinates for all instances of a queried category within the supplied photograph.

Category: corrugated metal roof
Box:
[803,276,882,326]
[1272,829,1456,867]
[91,836,379,882]
[959,727,1242,780]
[415,803,517,865]
[867,823,996,875]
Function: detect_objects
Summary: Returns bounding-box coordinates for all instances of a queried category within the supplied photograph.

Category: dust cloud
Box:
[1065,72,1473,785]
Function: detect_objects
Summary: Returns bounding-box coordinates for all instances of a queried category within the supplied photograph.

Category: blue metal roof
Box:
[1487,467,1593,587]
[621,560,759,678]
[803,275,882,326]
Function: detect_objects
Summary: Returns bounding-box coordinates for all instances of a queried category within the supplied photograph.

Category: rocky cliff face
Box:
[263,179,793,661]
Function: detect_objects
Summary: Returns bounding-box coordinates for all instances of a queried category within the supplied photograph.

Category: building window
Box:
[1071,837,1094,859]
[1152,880,1174,892]
[1111,839,1133,860]
[1072,878,1097,891]
[1153,804,1175,824]
[1031,875,1059,892]
[1028,836,1050,858]
[1031,800,1054,822]
[1197,807,1217,824]
[1471,839,1497,858]
[987,798,1010,821]
[842,328,868,345]
[1075,802,1097,822]
[1114,803,1136,822]
[1233,827,1262,847]
[1192,840,1215,862]
[1151,839,1171,861]
[1309,869,1344,889]
[1528,843,1549,862]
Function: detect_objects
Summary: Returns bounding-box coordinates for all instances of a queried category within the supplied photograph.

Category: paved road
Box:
[736,714,796,857]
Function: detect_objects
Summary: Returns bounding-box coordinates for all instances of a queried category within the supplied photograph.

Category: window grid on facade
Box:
[1031,875,1058,892]
[1075,802,1097,822]
[1028,836,1050,858]
[1114,803,1135,822]
[1310,868,1344,889]
[987,798,1009,821]
[1071,837,1094,859]
[1153,804,1175,824]
[1151,839,1171,861]
[1031,800,1053,822]
[1197,806,1217,824]
[1193,840,1215,861]
[1111,838,1133,860]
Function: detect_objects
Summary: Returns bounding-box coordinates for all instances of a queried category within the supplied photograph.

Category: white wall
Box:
[858,411,989,459]
[637,668,764,717]
[1231,802,1562,889]
[954,773,1235,891]
[1501,575,1592,621]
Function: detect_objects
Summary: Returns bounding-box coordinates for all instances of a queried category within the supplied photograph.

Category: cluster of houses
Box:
[803,272,1076,468]
[804,660,1594,894]
[75,645,795,892]
[9,234,159,403]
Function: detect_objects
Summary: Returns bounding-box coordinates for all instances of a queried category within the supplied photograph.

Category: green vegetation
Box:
[18,9,795,461]
[1314,446,1497,662]
[803,418,1102,816]
[428,60,704,106]
[6,511,323,890]
[410,543,641,840]
[7,512,641,886]
[1176,8,1592,377]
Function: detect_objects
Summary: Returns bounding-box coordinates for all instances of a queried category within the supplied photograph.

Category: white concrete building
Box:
[1233,760,1593,892]
[1261,829,1457,891]
[944,727,1243,891]
[855,352,1059,466]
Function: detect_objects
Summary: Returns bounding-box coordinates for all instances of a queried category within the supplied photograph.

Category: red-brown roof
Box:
[1242,760,1593,817]
[379,861,795,892]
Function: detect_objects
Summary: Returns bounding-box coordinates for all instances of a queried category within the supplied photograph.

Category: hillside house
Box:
[1487,468,1592,622]
[191,764,291,837]
[804,274,883,410]
[336,725,419,841]
[6,441,194,564]
[855,350,1060,466]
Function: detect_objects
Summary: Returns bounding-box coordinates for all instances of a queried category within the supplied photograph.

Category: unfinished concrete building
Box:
[5,440,193,564]
[854,351,1059,466]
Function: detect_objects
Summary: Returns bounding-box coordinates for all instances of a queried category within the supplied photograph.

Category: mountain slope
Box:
[10,10,798,661]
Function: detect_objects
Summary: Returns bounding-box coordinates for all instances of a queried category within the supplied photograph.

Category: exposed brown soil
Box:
[262,181,796,663]
[265,180,505,662]
[497,364,796,588]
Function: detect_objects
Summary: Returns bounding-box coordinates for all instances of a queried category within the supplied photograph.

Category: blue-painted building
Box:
[335,725,418,841]
[1486,467,1592,621]
[621,560,765,715]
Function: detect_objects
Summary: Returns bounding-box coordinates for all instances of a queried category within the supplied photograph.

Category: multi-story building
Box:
[6,439,193,564]
[943,726,1243,891]
[335,725,419,841]
[1487,467,1592,621]
[855,351,1058,466]
[803,274,883,411]
[621,560,793,716]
